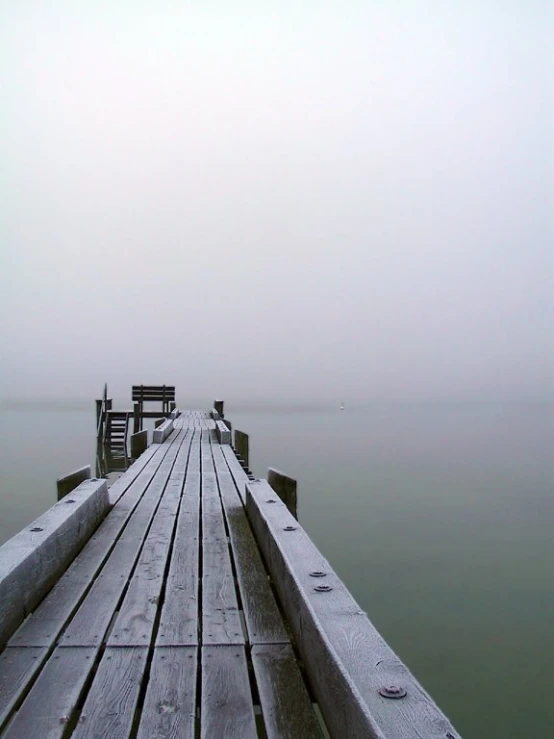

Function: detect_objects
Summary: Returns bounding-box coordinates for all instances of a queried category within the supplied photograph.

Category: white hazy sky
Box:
[1,1,552,403]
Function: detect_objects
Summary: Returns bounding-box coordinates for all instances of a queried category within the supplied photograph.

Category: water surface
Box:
[0,400,552,738]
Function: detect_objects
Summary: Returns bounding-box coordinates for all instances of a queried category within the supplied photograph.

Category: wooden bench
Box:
[132,385,176,415]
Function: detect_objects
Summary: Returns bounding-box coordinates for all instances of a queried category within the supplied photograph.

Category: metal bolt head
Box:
[267,499,276,504]
[314,585,333,593]
[378,685,407,699]
[309,571,327,578]
[283,525,297,531]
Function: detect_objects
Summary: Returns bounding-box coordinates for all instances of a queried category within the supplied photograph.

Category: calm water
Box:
[0,400,552,738]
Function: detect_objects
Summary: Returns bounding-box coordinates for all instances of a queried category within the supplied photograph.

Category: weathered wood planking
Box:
[156,431,200,646]
[1,646,96,739]
[252,644,324,739]
[201,646,257,739]
[215,419,231,444]
[211,443,288,645]
[136,647,197,739]
[107,442,163,505]
[0,647,48,731]
[108,430,193,647]
[0,478,109,649]
[201,433,244,645]
[221,444,251,504]
[153,418,174,443]
[10,434,181,649]
[72,647,148,739]
[246,480,462,739]
[61,432,187,647]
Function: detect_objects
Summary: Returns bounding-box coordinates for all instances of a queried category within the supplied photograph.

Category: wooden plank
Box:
[201,436,244,645]
[61,432,186,647]
[201,646,257,739]
[136,647,197,739]
[252,644,324,739]
[157,431,200,646]
[107,441,164,505]
[0,647,48,731]
[56,465,91,500]
[221,445,251,504]
[215,420,231,444]
[10,436,181,648]
[2,646,96,739]
[211,444,288,645]
[0,478,109,649]
[108,431,193,646]
[153,418,174,443]
[246,480,462,739]
[72,647,148,739]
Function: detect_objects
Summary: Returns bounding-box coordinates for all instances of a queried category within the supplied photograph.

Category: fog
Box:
[1,2,552,405]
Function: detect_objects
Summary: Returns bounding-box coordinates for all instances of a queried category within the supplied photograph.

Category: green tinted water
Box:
[0,401,552,738]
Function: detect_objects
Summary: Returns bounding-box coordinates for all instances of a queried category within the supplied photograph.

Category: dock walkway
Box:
[0,410,461,738]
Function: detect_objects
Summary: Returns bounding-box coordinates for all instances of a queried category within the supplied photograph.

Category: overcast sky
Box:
[1,1,552,404]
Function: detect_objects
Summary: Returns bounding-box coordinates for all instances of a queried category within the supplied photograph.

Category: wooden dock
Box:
[0,407,462,738]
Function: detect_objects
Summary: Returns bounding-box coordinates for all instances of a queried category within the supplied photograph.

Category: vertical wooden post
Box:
[133,403,140,434]
[214,399,224,418]
[131,430,148,458]
[267,468,298,520]
[234,430,250,469]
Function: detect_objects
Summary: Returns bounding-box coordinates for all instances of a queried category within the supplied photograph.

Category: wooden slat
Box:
[246,480,462,739]
[10,438,180,648]
[252,644,324,739]
[108,431,193,646]
[2,646,96,739]
[201,646,257,739]
[157,431,200,646]
[72,647,148,739]
[0,478,110,649]
[201,435,244,645]
[61,432,186,647]
[211,444,288,645]
[0,647,48,731]
[221,445,251,503]
[136,647,197,739]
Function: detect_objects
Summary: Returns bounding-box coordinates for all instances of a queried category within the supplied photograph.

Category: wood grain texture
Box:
[2,646,96,739]
[252,644,324,739]
[201,646,257,739]
[0,647,48,731]
[211,444,288,645]
[62,434,186,647]
[246,480,462,739]
[157,432,200,646]
[136,647,197,739]
[108,431,192,646]
[201,438,244,645]
[72,647,148,739]
[10,438,179,649]
[0,478,109,649]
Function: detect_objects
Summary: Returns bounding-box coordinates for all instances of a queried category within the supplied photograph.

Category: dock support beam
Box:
[234,430,250,469]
